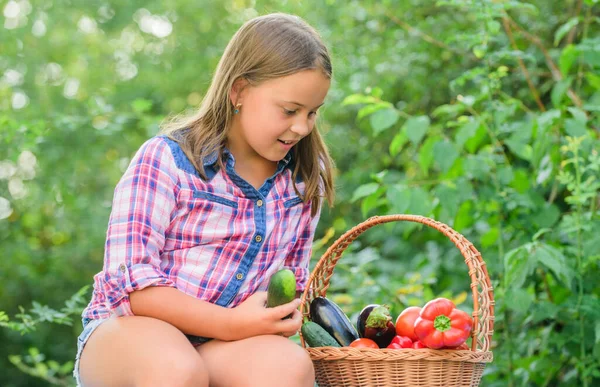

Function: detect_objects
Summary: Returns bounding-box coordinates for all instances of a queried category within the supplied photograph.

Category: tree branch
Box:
[501,17,546,111]
[504,15,584,108]
[566,0,583,45]
[386,13,469,55]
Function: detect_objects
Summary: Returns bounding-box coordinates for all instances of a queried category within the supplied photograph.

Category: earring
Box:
[234,103,242,114]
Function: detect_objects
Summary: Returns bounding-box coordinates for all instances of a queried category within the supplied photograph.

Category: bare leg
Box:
[78,316,208,387]
[197,334,314,387]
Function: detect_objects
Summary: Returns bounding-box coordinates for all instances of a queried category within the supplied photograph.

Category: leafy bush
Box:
[1,0,598,385]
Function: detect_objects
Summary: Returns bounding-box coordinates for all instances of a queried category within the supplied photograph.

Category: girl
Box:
[74,12,334,387]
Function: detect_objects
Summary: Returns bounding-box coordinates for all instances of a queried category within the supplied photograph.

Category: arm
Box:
[101,138,178,317]
[130,287,302,341]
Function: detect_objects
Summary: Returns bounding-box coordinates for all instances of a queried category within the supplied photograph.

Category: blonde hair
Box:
[159,13,334,216]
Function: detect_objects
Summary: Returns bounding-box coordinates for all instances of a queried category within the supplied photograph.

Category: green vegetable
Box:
[301,321,341,348]
[266,269,297,307]
[309,297,359,346]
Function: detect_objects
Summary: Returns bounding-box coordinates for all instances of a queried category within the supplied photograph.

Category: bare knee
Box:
[136,353,208,387]
[261,336,315,386]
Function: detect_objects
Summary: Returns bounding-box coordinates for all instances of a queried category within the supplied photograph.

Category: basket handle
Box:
[299,214,494,352]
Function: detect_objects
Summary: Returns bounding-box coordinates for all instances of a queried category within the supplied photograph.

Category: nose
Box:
[290,116,313,137]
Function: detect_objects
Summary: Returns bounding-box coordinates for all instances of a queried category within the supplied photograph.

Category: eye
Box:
[284,108,297,116]
[309,111,318,118]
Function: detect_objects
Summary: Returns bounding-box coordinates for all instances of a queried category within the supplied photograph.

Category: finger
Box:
[270,298,301,319]
[276,309,302,334]
[280,310,303,336]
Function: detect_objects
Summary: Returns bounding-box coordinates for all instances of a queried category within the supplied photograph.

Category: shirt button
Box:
[255,235,262,243]
[236,273,244,280]
[119,264,126,273]
[256,199,263,207]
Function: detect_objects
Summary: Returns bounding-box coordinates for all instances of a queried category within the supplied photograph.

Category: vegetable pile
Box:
[302,297,473,351]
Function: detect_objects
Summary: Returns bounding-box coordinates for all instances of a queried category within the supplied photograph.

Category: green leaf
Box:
[389,131,408,157]
[351,183,379,202]
[434,183,460,218]
[505,288,534,315]
[361,189,383,218]
[554,18,579,47]
[465,124,487,153]
[463,154,491,180]
[357,102,391,121]
[551,77,572,108]
[386,184,411,214]
[432,103,465,118]
[370,108,400,134]
[585,72,600,89]
[564,118,587,137]
[481,227,499,248]
[568,107,588,123]
[433,140,459,173]
[418,136,439,175]
[409,187,433,215]
[583,50,600,68]
[504,245,536,289]
[402,115,430,146]
[559,44,579,75]
[510,168,531,193]
[531,204,561,228]
[342,94,379,106]
[497,165,515,185]
[534,243,573,287]
[505,138,533,161]
[454,201,474,231]
[455,119,480,148]
[531,301,560,324]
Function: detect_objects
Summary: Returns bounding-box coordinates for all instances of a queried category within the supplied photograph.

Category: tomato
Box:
[389,335,413,348]
[349,338,379,348]
[394,306,421,342]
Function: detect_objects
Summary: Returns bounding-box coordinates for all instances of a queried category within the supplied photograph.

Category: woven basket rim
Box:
[299,214,495,356]
[305,346,494,363]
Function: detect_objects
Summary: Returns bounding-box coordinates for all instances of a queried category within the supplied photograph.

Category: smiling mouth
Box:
[278,139,296,145]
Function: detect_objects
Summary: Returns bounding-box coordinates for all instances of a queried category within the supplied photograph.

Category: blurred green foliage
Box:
[1,0,599,386]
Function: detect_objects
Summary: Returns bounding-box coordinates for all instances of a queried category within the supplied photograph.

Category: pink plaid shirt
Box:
[82,135,320,321]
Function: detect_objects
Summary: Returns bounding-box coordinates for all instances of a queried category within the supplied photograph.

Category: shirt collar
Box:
[202,148,294,169]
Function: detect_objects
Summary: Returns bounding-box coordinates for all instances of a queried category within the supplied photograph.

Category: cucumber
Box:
[301,321,341,348]
[266,269,297,307]
[309,297,359,347]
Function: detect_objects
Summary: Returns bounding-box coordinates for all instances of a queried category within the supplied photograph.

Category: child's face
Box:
[229,69,330,165]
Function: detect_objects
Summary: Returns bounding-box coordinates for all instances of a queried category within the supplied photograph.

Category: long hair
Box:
[159,13,334,216]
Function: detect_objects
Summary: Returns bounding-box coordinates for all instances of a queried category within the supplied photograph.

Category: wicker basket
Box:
[299,214,494,387]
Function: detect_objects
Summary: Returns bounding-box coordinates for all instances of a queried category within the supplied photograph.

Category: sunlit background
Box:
[2,0,599,386]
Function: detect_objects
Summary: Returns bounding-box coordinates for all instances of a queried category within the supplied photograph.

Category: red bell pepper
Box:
[413,298,473,349]
[387,335,412,349]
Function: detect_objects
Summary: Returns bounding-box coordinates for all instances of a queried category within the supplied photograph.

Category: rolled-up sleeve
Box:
[102,138,178,316]
[283,202,321,292]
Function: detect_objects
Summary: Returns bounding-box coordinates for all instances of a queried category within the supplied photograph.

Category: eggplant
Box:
[309,297,359,346]
[356,304,378,337]
[357,304,396,348]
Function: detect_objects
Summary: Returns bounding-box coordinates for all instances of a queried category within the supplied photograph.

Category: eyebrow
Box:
[283,100,325,109]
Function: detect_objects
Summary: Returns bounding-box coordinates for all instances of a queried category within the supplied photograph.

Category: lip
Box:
[278,139,298,148]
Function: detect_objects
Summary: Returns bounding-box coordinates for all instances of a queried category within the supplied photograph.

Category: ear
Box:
[230,77,249,106]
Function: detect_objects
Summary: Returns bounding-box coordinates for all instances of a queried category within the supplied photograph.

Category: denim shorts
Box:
[73,317,212,386]
[73,318,108,387]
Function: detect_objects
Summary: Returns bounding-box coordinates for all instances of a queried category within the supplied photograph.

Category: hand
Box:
[226,291,303,341]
